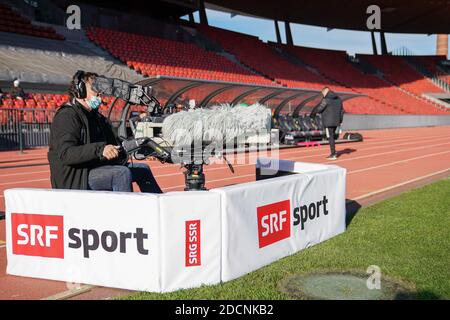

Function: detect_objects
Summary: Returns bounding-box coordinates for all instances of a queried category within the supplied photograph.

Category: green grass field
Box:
[124,178,450,300]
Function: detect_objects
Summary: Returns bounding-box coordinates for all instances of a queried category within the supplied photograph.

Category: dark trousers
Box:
[88,163,162,193]
[326,126,337,155]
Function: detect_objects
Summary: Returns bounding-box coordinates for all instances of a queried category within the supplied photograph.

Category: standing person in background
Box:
[310,87,345,160]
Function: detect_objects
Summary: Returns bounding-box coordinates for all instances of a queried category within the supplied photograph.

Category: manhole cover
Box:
[278,272,416,300]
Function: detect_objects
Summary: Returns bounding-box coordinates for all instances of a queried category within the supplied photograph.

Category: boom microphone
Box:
[162,103,272,146]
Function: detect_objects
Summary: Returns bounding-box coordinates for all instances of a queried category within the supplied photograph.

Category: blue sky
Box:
[185,9,446,56]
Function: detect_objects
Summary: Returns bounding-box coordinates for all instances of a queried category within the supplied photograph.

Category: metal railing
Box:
[0,108,55,151]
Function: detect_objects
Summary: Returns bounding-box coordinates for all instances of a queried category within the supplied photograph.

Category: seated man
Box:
[10,79,26,100]
[48,71,162,193]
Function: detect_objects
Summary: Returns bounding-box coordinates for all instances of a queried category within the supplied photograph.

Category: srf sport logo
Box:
[257,196,329,248]
[11,213,202,268]
[11,213,149,259]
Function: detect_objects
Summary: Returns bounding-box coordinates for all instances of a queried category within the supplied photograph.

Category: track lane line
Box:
[348,150,450,175]
[0,170,50,178]
[186,139,450,177]
[163,148,450,191]
[352,168,450,201]
[0,178,50,186]
[146,132,450,170]
[1,141,449,190]
[3,135,449,179]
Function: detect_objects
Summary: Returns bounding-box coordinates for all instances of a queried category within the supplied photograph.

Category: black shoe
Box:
[326,154,337,160]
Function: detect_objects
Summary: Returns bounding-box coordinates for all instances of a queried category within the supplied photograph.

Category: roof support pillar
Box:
[371,31,378,55]
[198,0,208,25]
[284,21,293,46]
[188,12,195,23]
[380,31,388,55]
[274,20,282,44]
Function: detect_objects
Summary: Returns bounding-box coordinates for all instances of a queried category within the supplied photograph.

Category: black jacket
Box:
[310,91,345,128]
[11,86,26,98]
[47,99,124,190]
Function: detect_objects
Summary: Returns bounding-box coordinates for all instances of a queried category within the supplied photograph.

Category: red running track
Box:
[0,126,449,299]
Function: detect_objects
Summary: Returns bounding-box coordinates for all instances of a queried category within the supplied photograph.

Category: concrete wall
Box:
[342,114,450,130]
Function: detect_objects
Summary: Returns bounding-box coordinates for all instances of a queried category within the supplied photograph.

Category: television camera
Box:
[93,75,233,191]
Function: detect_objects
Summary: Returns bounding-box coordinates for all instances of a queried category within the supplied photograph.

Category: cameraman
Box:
[48,71,162,193]
[310,87,345,160]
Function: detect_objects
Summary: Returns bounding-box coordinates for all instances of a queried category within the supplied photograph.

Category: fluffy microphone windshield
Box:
[162,103,272,146]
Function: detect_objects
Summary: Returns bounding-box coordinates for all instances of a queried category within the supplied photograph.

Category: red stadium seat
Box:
[0,3,64,40]
[86,26,274,86]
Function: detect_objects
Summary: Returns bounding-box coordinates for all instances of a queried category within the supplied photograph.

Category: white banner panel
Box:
[159,192,221,292]
[212,159,346,282]
[5,158,345,292]
[5,188,161,292]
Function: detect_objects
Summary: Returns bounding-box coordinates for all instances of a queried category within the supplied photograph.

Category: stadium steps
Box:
[348,57,379,75]
[273,44,403,113]
[356,54,448,114]
[404,57,450,93]
[272,45,308,68]
[216,50,278,85]
[201,36,279,84]
[280,44,445,114]
[274,44,357,92]
[189,26,274,82]
[377,72,448,112]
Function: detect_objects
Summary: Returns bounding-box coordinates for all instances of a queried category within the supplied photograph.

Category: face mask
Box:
[87,96,102,110]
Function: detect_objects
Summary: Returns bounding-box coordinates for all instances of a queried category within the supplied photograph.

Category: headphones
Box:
[72,70,87,99]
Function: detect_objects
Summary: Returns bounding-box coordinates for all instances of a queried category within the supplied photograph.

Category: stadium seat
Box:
[0,4,65,40]
[86,27,274,86]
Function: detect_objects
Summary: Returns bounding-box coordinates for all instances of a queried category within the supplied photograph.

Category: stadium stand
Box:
[198,25,346,92]
[0,7,448,119]
[0,3,64,40]
[278,44,447,114]
[198,25,448,115]
[359,54,446,95]
[86,27,274,86]
[0,30,144,84]
[413,55,450,87]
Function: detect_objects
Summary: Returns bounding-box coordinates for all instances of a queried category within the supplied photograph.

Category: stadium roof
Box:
[205,0,450,34]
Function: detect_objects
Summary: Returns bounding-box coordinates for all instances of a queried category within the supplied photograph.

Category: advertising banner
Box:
[5,188,222,292]
[5,158,346,291]
[159,191,221,292]
[212,159,346,282]
[5,189,161,292]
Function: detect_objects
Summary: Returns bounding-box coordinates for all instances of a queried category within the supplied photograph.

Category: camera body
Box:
[120,137,172,164]
[96,74,228,191]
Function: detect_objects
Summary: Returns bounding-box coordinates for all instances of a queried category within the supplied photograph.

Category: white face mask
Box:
[14,80,20,87]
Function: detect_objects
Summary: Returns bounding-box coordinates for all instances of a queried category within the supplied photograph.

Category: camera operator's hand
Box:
[102,144,120,160]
